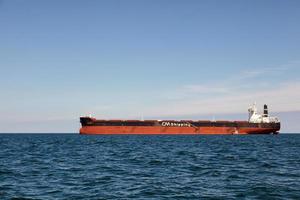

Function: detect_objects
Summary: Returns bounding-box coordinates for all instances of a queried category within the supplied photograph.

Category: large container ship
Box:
[80,104,280,134]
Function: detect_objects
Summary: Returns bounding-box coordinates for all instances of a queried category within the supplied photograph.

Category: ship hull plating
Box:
[79,117,280,135]
[80,126,279,134]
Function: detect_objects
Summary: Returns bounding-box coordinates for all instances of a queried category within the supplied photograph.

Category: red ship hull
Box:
[79,117,280,135]
[80,126,278,135]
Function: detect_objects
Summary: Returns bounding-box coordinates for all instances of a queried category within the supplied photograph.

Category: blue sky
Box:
[0,0,300,132]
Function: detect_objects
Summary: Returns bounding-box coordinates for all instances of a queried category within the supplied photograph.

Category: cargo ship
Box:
[80,104,280,134]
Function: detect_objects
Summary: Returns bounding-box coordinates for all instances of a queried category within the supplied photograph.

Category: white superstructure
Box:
[248,103,279,123]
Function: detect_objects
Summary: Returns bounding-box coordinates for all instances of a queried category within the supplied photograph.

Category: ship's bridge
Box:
[248,103,280,123]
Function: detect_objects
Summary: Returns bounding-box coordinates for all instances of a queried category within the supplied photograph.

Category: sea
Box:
[0,134,299,200]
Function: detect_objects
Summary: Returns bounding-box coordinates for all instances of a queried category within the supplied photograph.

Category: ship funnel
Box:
[263,104,268,117]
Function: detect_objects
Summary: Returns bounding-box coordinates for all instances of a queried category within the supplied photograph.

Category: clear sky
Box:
[0,0,300,132]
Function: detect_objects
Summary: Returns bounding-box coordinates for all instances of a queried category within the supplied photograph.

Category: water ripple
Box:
[0,134,299,199]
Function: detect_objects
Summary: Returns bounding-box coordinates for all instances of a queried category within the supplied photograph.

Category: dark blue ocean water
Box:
[0,134,299,199]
